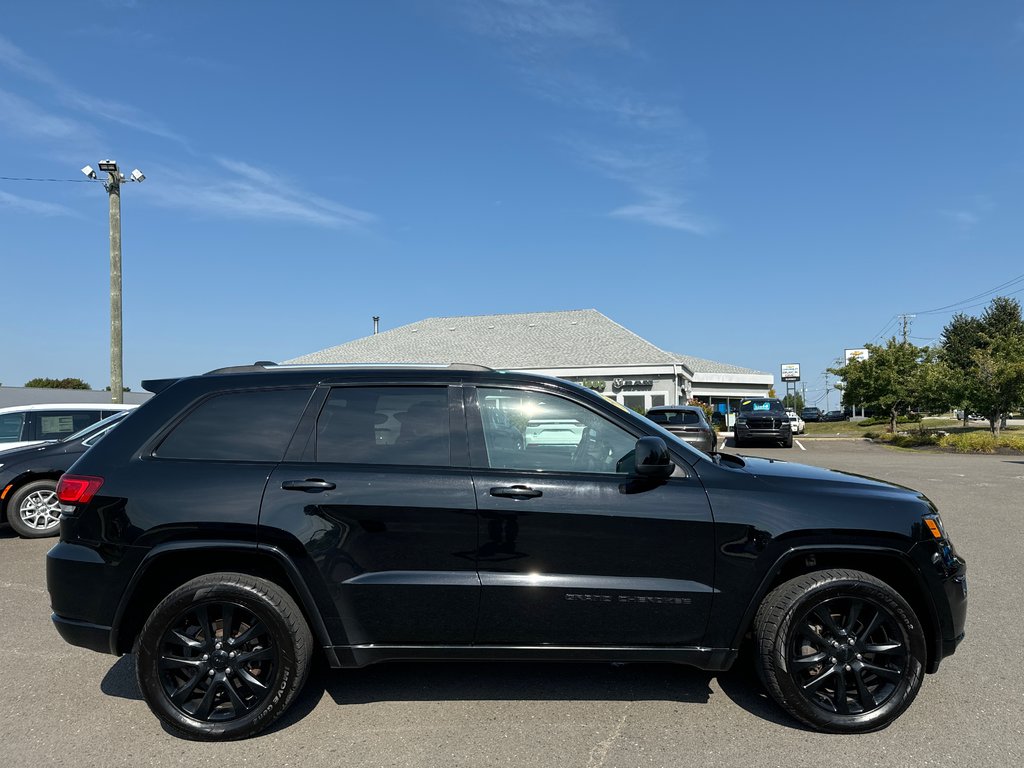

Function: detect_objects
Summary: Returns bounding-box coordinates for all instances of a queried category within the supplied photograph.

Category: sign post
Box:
[780,364,800,413]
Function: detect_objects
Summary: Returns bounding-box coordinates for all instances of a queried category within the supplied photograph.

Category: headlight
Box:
[923,512,947,540]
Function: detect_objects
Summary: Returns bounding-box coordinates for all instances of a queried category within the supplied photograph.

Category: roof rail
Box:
[203,361,278,375]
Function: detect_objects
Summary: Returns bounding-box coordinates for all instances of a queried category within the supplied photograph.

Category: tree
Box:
[828,338,934,433]
[782,393,805,411]
[938,297,1024,435]
[24,377,91,390]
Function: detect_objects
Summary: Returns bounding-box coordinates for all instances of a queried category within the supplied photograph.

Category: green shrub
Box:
[997,434,1024,452]
[939,432,997,453]
[888,433,941,448]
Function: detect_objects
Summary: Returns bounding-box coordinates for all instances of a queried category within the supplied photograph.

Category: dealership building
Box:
[286,309,773,413]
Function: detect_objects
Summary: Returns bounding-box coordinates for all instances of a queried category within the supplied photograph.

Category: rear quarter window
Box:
[154,388,312,461]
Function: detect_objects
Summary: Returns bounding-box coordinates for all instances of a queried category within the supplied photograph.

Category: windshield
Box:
[62,410,129,443]
[739,399,784,413]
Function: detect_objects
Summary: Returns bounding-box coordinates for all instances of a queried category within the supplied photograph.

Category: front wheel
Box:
[782,434,794,448]
[135,572,313,740]
[754,569,926,733]
[6,480,62,538]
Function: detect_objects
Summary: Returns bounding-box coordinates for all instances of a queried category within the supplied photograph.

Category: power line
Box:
[0,175,98,183]
[911,272,1024,316]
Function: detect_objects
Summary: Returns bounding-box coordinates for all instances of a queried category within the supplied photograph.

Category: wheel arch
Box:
[1,471,63,517]
[110,541,335,661]
[733,545,942,673]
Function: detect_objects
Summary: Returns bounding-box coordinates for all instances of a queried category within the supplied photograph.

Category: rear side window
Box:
[155,388,312,461]
[316,386,450,466]
[648,410,701,425]
[38,411,102,440]
[0,413,26,442]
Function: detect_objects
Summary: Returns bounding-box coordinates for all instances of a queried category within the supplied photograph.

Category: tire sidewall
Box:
[769,577,926,732]
[136,579,303,740]
[6,480,61,538]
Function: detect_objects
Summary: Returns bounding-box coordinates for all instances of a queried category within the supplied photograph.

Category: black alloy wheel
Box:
[755,569,926,733]
[136,573,312,740]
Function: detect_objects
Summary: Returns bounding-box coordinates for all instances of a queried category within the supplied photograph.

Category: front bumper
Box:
[735,424,792,441]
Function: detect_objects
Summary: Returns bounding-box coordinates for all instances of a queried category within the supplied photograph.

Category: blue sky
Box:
[2,1,1024,407]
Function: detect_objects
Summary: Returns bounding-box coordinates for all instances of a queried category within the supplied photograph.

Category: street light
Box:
[81,159,145,404]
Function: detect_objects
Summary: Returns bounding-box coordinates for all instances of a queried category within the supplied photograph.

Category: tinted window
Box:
[317,387,450,466]
[156,388,312,461]
[740,399,784,413]
[0,413,26,442]
[478,387,636,474]
[648,410,701,425]
[38,411,102,440]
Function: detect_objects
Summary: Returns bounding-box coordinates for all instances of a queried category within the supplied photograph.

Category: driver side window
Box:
[477,388,636,474]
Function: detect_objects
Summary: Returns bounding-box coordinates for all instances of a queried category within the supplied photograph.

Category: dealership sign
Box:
[845,348,870,363]
[780,363,801,382]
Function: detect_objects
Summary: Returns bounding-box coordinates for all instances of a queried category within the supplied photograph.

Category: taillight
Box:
[56,475,104,504]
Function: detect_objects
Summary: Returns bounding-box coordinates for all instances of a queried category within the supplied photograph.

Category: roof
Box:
[285,309,770,379]
[286,309,683,369]
[672,353,770,377]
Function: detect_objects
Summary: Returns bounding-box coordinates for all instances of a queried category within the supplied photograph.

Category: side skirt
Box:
[328,644,737,671]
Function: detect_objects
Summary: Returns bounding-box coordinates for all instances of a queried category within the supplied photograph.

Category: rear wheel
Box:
[135,572,312,740]
[6,480,62,538]
[754,569,926,733]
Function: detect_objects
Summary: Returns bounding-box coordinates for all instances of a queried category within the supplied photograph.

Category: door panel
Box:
[469,386,716,647]
[259,385,479,646]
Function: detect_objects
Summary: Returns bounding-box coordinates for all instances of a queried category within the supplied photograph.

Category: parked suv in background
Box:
[801,406,823,422]
[0,411,130,538]
[785,410,805,435]
[48,363,966,740]
[733,398,793,448]
[645,405,716,453]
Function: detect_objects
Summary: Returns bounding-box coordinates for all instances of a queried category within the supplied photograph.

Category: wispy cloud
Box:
[0,89,96,142]
[0,32,185,145]
[461,0,629,52]
[0,33,376,230]
[456,1,709,233]
[577,143,711,234]
[145,159,377,229]
[940,195,991,235]
[0,190,80,217]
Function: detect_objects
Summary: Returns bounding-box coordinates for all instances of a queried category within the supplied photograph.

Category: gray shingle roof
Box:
[672,353,770,377]
[286,310,683,368]
[286,309,768,377]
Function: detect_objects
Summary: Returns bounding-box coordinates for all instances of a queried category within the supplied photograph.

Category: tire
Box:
[135,572,313,740]
[733,434,743,448]
[782,434,794,449]
[6,480,62,538]
[754,569,926,733]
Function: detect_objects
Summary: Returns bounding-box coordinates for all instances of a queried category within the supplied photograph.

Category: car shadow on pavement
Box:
[100,650,810,736]
[101,655,142,700]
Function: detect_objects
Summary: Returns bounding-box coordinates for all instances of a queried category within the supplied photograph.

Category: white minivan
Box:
[0,403,137,452]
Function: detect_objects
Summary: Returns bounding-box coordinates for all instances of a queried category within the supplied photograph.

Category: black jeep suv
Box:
[47,364,967,740]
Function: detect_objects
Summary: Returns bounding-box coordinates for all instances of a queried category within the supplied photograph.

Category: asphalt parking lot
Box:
[1,440,1021,767]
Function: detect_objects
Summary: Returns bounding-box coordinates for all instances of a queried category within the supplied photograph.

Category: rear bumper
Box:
[51,613,114,654]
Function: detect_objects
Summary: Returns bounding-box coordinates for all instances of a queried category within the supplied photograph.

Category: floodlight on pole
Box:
[82,158,146,404]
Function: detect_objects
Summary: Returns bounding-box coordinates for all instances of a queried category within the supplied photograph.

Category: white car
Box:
[786,410,805,435]
[0,403,137,453]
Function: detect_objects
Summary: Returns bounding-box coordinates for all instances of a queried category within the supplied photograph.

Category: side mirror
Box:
[634,436,674,478]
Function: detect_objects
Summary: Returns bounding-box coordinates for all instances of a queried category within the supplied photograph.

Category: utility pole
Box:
[108,171,122,403]
[897,313,916,343]
[81,161,145,404]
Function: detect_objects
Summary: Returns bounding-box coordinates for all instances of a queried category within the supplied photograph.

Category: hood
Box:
[736,455,922,497]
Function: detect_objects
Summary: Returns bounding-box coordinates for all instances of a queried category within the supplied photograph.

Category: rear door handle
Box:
[281,479,336,492]
[490,485,542,499]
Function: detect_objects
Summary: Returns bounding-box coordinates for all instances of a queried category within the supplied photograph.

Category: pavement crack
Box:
[587,705,630,768]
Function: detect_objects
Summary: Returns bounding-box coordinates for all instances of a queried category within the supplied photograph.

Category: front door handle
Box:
[490,485,542,499]
[281,479,336,492]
